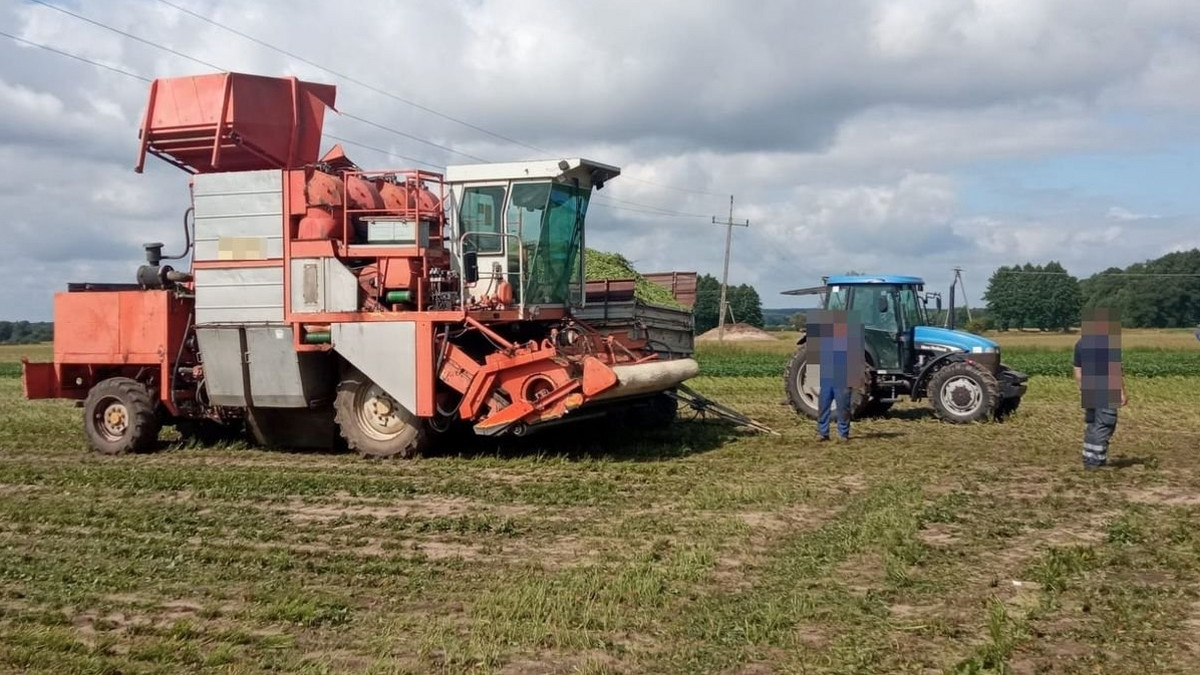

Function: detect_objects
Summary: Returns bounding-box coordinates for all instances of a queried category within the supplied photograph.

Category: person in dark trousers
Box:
[810,310,861,442]
[1074,318,1127,469]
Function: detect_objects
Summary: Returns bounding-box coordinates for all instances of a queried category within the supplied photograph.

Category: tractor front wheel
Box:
[928,362,999,424]
[83,377,160,455]
[335,369,427,459]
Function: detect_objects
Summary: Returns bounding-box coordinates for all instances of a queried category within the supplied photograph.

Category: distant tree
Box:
[729,283,764,328]
[1081,249,1200,328]
[0,321,52,344]
[789,313,807,331]
[983,265,1021,330]
[984,262,1080,331]
[694,274,721,334]
[692,276,764,332]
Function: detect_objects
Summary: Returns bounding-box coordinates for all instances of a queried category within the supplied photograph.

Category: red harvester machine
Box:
[22,72,769,457]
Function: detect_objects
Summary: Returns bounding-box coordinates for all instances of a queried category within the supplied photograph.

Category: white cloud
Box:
[1,0,1200,318]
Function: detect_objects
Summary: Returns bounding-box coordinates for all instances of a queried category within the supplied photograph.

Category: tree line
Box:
[0,322,53,344]
[982,249,1200,330]
[693,274,764,334]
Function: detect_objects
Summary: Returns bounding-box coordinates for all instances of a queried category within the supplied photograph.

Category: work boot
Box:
[817,434,830,442]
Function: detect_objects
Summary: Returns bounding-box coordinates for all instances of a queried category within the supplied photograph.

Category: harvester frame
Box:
[22,71,766,458]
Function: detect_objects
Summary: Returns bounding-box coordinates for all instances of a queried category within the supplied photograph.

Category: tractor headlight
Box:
[970,346,998,354]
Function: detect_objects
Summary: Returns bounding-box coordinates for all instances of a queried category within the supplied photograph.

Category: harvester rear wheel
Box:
[83,377,160,455]
[335,370,427,459]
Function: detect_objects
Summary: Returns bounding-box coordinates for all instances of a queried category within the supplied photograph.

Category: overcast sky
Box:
[3,0,1200,320]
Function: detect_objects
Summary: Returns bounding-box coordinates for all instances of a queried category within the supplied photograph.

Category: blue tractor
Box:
[782,275,1028,424]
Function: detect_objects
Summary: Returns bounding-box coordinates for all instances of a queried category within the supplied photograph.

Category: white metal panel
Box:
[193,169,284,261]
[325,258,358,312]
[331,322,418,413]
[245,326,308,407]
[195,266,284,324]
[195,327,247,407]
[290,258,358,314]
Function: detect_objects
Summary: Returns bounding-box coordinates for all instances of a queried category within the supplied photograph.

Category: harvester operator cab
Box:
[444,158,620,317]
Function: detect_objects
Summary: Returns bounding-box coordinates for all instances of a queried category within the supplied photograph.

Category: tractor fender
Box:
[795,331,806,346]
[912,351,971,397]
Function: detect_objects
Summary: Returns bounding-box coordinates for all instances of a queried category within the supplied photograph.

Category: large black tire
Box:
[928,361,1000,424]
[629,392,678,429]
[83,377,160,455]
[783,344,870,420]
[334,369,427,459]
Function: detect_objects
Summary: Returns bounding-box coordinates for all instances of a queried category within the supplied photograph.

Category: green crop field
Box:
[1,333,1200,673]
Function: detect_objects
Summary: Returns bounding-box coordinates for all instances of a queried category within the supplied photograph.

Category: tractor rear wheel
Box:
[928,362,999,424]
[83,377,160,455]
[784,344,870,420]
[335,369,427,459]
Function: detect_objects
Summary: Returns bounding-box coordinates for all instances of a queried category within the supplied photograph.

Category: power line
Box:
[323,134,444,170]
[0,29,151,82]
[29,0,477,168]
[591,202,709,218]
[998,270,1200,278]
[151,0,548,155]
[591,196,710,218]
[339,112,489,162]
[0,28,446,172]
[30,0,223,71]
[619,175,726,197]
[20,2,738,200]
[150,0,729,199]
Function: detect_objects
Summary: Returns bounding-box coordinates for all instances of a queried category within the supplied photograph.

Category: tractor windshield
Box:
[508,181,590,307]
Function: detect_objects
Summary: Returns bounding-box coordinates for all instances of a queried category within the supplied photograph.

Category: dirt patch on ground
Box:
[836,551,886,596]
[697,323,778,342]
[1123,486,1200,506]
[495,649,622,674]
[714,504,840,590]
[273,495,536,522]
[917,523,963,547]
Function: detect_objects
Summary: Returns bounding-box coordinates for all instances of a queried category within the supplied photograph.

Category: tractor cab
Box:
[782,274,1028,424]
[444,158,620,317]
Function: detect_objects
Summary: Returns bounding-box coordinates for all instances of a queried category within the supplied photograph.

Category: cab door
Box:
[850,285,902,371]
[458,183,510,300]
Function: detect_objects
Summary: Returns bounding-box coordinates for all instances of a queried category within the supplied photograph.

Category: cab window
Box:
[460,186,506,254]
[851,286,899,332]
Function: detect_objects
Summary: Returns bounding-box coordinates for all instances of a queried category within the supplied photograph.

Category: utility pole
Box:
[946,267,972,329]
[712,195,749,341]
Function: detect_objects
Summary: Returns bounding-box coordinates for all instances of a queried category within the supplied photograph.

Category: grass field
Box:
[1,332,1199,674]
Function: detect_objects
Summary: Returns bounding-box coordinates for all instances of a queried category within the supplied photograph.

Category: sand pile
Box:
[696,323,777,342]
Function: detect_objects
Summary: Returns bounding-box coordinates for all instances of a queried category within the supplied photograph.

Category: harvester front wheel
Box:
[83,377,160,455]
[335,370,427,459]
